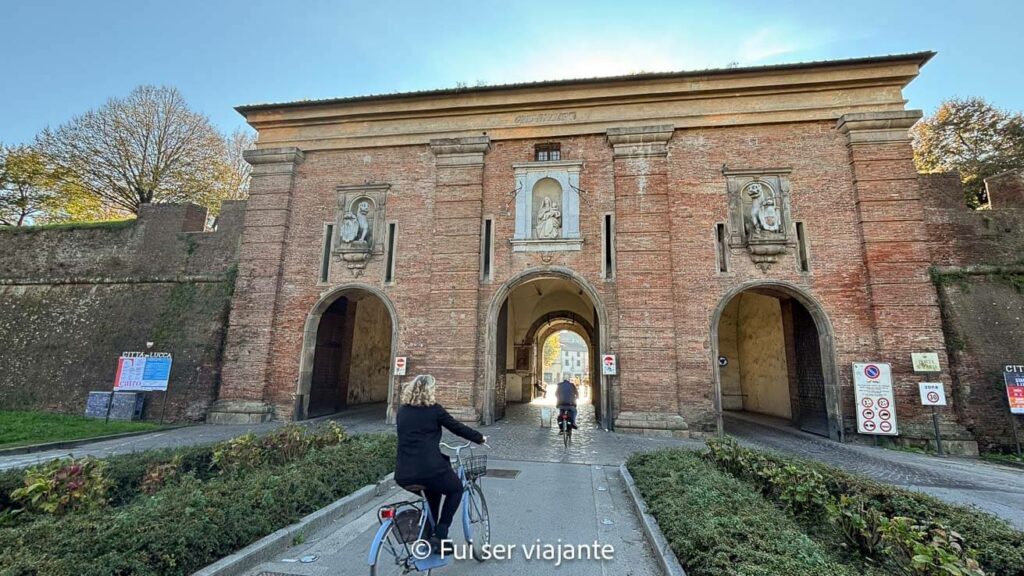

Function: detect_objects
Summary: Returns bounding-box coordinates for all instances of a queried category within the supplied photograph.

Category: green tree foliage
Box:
[36,85,251,216]
[912,97,1024,208]
[0,144,59,226]
[542,333,562,374]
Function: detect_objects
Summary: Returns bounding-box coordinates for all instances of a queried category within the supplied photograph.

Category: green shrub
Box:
[627,449,866,576]
[211,431,264,472]
[10,457,111,515]
[706,437,1023,576]
[0,434,396,576]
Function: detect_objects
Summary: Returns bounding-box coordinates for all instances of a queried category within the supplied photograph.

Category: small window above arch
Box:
[535,143,561,162]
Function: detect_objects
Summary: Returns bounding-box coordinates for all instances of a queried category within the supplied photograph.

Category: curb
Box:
[619,463,687,576]
[192,473,396,576]
[0,425,189,456]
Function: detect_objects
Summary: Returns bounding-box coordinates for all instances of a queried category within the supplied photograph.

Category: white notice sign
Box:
[393,356,407,376]
[601,354,617,376]
[853,363,898,436]
[919,382,947,406]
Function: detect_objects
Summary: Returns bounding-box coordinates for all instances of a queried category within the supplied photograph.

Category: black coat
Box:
[395,404,484,484]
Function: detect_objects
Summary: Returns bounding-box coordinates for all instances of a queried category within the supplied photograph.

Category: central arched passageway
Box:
[483,268,610,429]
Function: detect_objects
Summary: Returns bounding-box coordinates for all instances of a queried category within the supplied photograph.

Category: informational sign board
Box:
[394,356,407,376]
[601,354,617,375]
[85,391,144,420]
[1005,366,1024,414]
[853,363,898,435]
[911,353,941,373]
[113,353,172,391]
[919,382,947,406]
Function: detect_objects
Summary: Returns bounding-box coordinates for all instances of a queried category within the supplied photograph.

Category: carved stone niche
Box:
[333,184,389,275]
[723,167,795,269]
[510,161,584,252]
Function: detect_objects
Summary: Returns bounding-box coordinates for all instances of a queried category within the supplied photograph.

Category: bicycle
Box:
[367,440,491,575]
[557,408,573,448]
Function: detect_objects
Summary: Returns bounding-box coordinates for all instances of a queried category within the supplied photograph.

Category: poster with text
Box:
[1005,370,1024,415]
[114,354,172,391]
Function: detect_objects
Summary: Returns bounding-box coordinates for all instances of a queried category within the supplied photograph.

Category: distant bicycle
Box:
[368,440,491,575]
[557,408,573,447]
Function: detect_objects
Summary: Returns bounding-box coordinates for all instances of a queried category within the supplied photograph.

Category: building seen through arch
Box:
[207,52,981,453]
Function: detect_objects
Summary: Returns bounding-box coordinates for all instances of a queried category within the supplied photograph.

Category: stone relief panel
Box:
[724,168,794,269]
[333,183,389,275]
[512,161,583,252]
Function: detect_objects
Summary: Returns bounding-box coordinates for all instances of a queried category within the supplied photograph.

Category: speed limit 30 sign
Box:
[919,382,947,406]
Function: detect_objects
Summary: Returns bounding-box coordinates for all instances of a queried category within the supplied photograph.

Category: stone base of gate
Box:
[615,411,690,439]
[206,399,275,424]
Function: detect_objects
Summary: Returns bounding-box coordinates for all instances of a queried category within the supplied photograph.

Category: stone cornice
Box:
[240,55,930,151]
[607,125,674,158]
[837,110,923,144]
[429,136,490,166]
[243,147,305,176]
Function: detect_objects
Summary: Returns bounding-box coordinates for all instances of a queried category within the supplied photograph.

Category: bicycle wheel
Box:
[465,481,491,561]
[564,423,571,447]
[370,523,424,576]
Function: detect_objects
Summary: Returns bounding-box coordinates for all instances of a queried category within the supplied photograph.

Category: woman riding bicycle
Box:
[395,374,486,553]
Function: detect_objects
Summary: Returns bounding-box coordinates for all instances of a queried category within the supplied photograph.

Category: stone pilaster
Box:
[606,125,688,437]
[838,112,976,453]
[427,136,490,422]
[208,147,304,424]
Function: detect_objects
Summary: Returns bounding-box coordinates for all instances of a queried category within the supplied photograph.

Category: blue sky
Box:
[2,0,1021,144]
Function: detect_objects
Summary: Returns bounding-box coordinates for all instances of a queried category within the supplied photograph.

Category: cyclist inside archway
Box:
[395,374,486,554]
[555,378,579,429]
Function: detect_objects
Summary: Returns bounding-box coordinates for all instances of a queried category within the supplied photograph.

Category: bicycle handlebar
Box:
[440,439,490,452]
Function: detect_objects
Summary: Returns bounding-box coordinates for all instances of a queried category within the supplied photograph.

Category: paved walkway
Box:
[724,412,1024,529]
[242,459,660,576]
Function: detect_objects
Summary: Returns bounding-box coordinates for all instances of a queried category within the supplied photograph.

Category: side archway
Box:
[295,284,400,422]
[483,267,610,428]
[709,280,842,441]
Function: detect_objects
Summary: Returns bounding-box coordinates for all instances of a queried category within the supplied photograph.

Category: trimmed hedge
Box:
[706,438,1023,576]
[0,434,396,576]
[627,449,874,576]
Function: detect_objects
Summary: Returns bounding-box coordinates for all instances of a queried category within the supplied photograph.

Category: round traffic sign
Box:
[861,398,874,408]
[864,365,880,379]
[718,355,728,367]
[877,398,890,409]
[862,409,875,420]
[863,421,876,431]
[879,409,891,420]
[927,391,940,403]
[879,421,892,433]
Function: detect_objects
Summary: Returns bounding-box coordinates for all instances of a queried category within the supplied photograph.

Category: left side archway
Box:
[295,285,399,421]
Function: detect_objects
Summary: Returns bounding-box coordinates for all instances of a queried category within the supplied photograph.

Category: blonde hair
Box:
[401,374,438,407]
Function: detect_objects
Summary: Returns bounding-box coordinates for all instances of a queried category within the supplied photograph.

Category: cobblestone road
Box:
[724,412,1024,529]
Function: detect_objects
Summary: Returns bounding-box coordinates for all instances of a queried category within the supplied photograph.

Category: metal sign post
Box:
[919,382,947,456]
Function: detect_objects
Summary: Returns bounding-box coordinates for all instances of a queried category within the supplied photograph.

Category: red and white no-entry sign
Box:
[393,356,407,376]
[601,354,617,375]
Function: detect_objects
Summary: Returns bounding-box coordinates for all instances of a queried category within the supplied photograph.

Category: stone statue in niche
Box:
[724,169,794,270]
[333,184,389,277]
[746,181,782,235]
[340,200,373,246]
[535,197,562,239]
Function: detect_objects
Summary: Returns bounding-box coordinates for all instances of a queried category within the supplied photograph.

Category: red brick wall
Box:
[222,121,984,442]
[922,170,1024,449]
